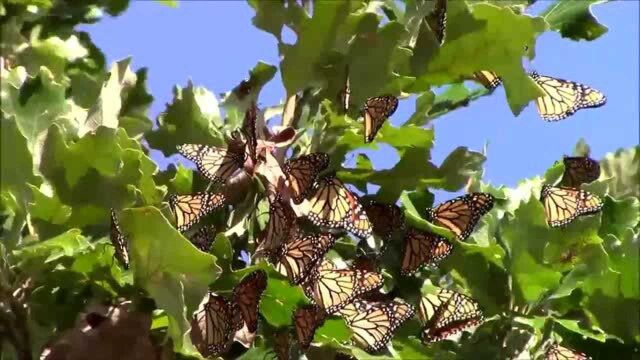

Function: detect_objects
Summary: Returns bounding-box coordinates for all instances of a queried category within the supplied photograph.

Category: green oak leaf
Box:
[120,206,220,356]
[145,82,224,156]
[541,0,609,41]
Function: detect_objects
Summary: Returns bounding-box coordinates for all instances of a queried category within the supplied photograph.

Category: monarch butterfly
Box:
[303,174,372,238]
[109,209,130,269]
[272,331,291,360]
[545,343,591,360]
[177,134,246,185]
[293,305,326,351]
[351,255,379,273]
[302,259,383,314]
[362,95,399,143]
[190,225,217,252]
[560,156,600,188]
[169,192,226,231]
[256,195,298,256]
[540,185,603,227]
[473,70,502,90]
[273,233,336,285]
[418,288,483,343]
[243,102,258,163]
[530,72,606,121]
[426,192,494,240]
[338,298,415,353]
[425,0,447,44]
[190,293,242,357]
[232,269,268,333]
[362,200,405,241]
[283,153,330,204]
[401,227,453,275]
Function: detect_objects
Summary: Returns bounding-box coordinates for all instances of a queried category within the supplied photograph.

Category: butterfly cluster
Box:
[105,5,607,356]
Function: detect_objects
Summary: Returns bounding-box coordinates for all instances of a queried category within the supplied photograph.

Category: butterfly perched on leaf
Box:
[426,192,494,240]
[540,184,603,227]
[418,288,483,343]
[243,101,258,163]
[283,152,330,204]
[293,304,326,351]
[189,225,217,252]
[473,70,502,90]
[169,192,226,231]
[302,259,383,314]
[560,156,600,188]
[190,293,243,357]
[338,298,415,353]
[425,0,447,44]
[302,174,372,238]
[530,72,606,121]
[109,209,130,269]
[401,227,453,275]
[362,200,405,241]
[177,133,246,185]
[545,343,591,360]
[362,95,399,143]
[272,232,336,285]
[232,269,268,333]
[256,195,298,256]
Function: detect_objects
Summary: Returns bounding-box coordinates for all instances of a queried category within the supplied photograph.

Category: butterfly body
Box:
[256,195,298,256]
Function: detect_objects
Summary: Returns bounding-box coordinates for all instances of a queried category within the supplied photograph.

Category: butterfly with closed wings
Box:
[301,259,383,314]
[426,192,494,240]
[418,288,483,343]
[362,95,399,143]
[401,227,453,275]
[256,195,298,256]
[545,343,591,360]
[338,298,415,353]
[302,174,372,238]
[272,232,336,285]
[283,152,330,204]
[293,304,326,351]
[560,156,600,188]
[540,184,603,227]
[530,72,606,121]
[169,192,226,232]
[177,132,246,185]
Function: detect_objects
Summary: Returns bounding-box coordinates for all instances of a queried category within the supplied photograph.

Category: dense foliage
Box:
[1,0,638,359]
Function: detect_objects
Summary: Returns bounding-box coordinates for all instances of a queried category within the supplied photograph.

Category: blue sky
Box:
[82,1,639,200]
